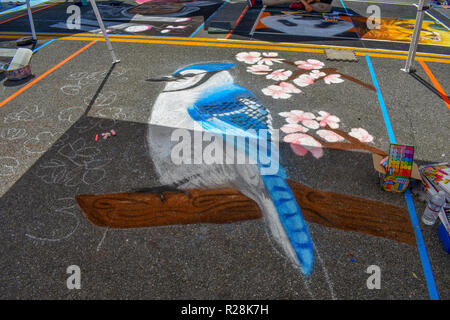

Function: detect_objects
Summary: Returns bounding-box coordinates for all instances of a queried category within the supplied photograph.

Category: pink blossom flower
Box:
[279,82,301,94]
[166,25,188,29]
[295,59,324,70]
[278,110,319,129]
[266,69,292,81]
[284,133,323,159]
[280,123,309,134]
[316,130,345,142]
[247,65,272,75]
[262,85,291,99]
[316,111,341,129]
[293,74,315,87]
[257,52,284,66]
[349,128,374,143]
[175,18,191,22]
[310,69,326,79]
[324,74,344,84]
[235,52,261,64]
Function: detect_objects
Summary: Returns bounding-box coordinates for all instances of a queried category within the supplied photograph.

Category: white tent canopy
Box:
[26,0,119,64]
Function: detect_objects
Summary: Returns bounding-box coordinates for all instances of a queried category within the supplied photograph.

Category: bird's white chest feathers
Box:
[149,91,199,130]
[148,70,232,131]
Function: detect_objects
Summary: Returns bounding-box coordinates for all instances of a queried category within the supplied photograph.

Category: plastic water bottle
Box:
[422,192,446,226]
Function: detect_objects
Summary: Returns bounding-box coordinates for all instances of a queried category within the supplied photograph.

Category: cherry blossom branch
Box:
[279,61,376,92]
[303,126,387,156]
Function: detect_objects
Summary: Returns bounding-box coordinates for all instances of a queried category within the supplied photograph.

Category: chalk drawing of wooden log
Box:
[76,179,415,245]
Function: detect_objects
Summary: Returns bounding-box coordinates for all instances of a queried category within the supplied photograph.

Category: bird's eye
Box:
[178,69,205,77]
[164,69,207,91]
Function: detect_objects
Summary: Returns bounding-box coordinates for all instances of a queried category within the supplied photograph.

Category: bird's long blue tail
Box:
[259,161,314,275]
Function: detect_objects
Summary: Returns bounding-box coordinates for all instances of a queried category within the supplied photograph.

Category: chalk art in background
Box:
[259,14,354,38]
[25,196,81,242]
[0,157,19,177]
[24,132,64,154]
[60,69,127,97]
[3,105,44,123]
[95,107,127,120]
[352,17,450,47]
[48,2,222,37]
[73,116,117,134]
[279,110,376,159]
[147,63,315,276]
[58,69,131,121]
[235,53,375,99]
[0,68,127,197]
[0,128,27,142]
[35,137,112,187]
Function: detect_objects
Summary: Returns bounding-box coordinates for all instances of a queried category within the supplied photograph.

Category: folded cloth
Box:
[311,2,332,12]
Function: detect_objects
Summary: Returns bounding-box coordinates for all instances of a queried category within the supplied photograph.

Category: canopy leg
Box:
[401,0,428,73]
[26,0,37,41]
[88,0,120,64]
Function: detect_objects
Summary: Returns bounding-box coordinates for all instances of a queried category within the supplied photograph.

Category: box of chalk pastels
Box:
[381,144,415,193]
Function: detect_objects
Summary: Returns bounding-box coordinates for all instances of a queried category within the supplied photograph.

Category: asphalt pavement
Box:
[0,0,448,300]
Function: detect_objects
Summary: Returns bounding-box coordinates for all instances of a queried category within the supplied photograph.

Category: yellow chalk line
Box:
[1,31,450,59]
[354,52,450,63]
[56,36,325,53]
[54,35,450,63]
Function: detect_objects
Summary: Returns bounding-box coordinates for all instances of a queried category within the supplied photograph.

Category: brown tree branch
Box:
[76,179,415,245]
[278,62,376,92]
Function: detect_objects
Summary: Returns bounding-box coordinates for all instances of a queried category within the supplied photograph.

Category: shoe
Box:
[289,2,305,10]
[249,0,263,7]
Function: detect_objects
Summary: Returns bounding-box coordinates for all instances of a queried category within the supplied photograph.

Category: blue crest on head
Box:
[173,63,235,75]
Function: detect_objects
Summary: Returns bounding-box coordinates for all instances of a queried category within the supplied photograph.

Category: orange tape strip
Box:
[225,5,249,40]
[419,60,450,110]
[0,39,97,108]
[0,3,59,25]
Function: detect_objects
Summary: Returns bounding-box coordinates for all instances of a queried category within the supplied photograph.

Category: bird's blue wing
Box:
[187,82,315,275]
[187,83,272,138]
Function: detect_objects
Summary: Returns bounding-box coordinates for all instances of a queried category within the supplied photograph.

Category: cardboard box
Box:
[372,153,422,181]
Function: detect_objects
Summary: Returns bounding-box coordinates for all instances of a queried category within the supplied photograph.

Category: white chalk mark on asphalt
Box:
[315,246,337,300]
[97,227,109,252]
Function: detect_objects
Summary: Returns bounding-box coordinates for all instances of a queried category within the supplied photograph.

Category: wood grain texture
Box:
[76,179,415,245]
[76,189,262,228]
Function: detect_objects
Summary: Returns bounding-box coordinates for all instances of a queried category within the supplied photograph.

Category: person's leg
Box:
[299,0,314,11]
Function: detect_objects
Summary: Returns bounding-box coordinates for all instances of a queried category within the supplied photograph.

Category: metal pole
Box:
[26,0,37,41]
[401,0,427,73]
[88,0,120,64]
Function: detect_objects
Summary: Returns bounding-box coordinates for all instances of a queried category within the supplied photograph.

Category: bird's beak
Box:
[146,75,178,82]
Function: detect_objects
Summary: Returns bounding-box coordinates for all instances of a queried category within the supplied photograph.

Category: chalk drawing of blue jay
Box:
[147,63,314,275]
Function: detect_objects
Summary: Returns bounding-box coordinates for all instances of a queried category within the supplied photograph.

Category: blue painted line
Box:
[435,8,450,20]
[365,54,440,301]
[339,0,361,40]
[0,3,22,14]
[32,38,55,52]
[413,3,450,30]
[0,0,49,15]
[189,0,230,38]
[405,189,440,300]
[365,55,396,144]
[426,10,450,30]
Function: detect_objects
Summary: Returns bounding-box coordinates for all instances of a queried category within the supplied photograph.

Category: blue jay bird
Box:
[147,63,314,275]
